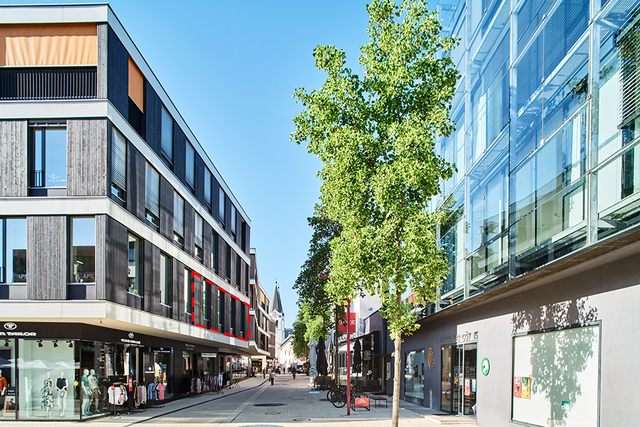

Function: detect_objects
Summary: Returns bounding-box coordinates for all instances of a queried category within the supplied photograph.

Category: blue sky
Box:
[3,0,374,327]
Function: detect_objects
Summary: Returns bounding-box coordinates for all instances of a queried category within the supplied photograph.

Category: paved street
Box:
[0,374,478,426]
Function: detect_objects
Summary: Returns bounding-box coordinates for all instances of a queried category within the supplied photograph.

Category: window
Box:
[204,168,212,208]
[145,163,160,227]
[219,186,226,224]
[161,105,173,164]
[218,289,225,329]
[160,253,171,306]
[236,254,241,290]
[2,218,26,283]
[30,124,67,188]
[211,232,219,274]
[184,268,191,313]
[405,350,425,400]
[127,234,140,295]
[186,142,195,190]
[70,217,95,283]
[111,127,127,201]
[203,282,210,321]
[230,297,236,334]
[231,204,237,235]
[195,214,203,261]
[173,192,184,245]
[225,243,231,282]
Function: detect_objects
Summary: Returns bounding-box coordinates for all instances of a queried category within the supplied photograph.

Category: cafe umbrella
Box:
[316,336,328,389]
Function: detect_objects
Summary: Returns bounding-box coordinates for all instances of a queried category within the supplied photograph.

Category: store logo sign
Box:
[4,323,17,331]
[128,332,135,339]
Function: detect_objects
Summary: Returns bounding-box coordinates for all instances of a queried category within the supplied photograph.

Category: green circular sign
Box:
[481,357,490,376]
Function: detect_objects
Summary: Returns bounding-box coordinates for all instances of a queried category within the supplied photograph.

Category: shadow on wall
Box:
[511,298,598,426]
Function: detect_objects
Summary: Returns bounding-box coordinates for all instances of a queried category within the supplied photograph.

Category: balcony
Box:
[0,67,96,100]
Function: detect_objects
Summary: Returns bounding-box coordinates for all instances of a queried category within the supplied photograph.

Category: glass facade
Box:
[404,350,424,400]
[432,0,640,306]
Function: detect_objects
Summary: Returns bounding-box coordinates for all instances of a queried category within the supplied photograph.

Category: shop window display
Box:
[0,339,15,419]
[404,350,424,400]
[17,339,75,420]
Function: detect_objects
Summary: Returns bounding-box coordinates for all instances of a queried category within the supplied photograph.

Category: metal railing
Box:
[0,67,97,100]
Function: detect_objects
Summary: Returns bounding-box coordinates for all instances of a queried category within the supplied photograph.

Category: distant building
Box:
[270,283,285,359]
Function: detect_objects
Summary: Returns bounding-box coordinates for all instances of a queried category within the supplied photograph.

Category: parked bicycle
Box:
[327,382,364,408]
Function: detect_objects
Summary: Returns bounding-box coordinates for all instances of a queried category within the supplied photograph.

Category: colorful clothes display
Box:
[41,377,53,409]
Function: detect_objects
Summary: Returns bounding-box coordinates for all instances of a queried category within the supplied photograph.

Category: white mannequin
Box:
[55,371,67,417]
[81,369,91,416]
[88,369,101,413]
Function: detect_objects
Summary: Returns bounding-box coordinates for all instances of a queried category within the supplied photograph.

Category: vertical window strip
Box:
[145,163,160,218]
[186,143,195,188]
[184,268,190,313]
[204,168,212,206]
[160,254,168,305]
[195,214,203,247]
[111,128,127,196]
[219,187,226,223]
[161,105,174,163]
[174,191,184,237]
[231,205,237,234]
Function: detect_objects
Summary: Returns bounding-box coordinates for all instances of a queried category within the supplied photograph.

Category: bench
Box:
[370,395,388,408]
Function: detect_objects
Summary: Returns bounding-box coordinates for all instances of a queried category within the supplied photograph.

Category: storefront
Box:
[0,322,219,421]
[439,333,477,416]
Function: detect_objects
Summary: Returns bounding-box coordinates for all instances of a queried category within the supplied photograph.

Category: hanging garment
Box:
[196,378,202,394]
[108,385,127,405]
[41,377,54,409]
[158,383,165,400]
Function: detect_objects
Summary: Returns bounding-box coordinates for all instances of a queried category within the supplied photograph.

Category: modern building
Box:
[0,4,260,421]
[387,1,640,426]
[248,248,275,373]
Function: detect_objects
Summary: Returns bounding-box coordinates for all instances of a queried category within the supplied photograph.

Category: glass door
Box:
[463,343,477,417]
[440,343,478,417]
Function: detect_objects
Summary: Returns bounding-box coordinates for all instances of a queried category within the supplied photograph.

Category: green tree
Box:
[292,1,459,424]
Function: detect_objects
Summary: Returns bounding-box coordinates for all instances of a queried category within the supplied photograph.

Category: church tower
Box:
[270,282,285,358]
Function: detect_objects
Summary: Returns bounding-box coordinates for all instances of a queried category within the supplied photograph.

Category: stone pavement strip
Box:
[0,375,479,426]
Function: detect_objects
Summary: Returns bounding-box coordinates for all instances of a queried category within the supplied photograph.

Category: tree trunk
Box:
[391,289,402,427]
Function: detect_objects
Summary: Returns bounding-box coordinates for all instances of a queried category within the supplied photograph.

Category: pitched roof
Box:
[271,284,283,314]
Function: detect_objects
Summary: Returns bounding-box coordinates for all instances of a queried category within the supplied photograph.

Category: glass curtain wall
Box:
[434,0,640,307]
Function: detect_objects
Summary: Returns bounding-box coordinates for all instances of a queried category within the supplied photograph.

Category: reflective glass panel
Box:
[70,217,95,283]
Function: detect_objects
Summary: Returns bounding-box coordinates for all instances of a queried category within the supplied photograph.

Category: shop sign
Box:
[440,331,478,346]
[3,322,17,330]
[363,350,372,360]
[481,357,490,376]
[152,347,171,353]
[202,352,218,358]
[0,331,36,337]
[185,343,196,351]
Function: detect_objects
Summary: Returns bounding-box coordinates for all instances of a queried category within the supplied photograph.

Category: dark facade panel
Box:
[97,23,107,99]
[145,81,162,158]
[173,259,185,323]
[0,120,27,197]
[193,275,203,326]
[95,215,106,300]
[173,125,186,184]
[230,248,237,289]
[203,220,212,270]
[27,216,66,300]
[217,233,225,279]
[107,25,128,118]
[225,292,231,335]
[143,240,161,316]
[212,176,220,223]
[245,224,251,255]
[212,284,219,331]
[159,176,174,241]
[104,216,128,305]
[127,142,146,221]
[195,154,205,206]
[67,119,108,196]
[224,194,232,235]
[184,202,195,257]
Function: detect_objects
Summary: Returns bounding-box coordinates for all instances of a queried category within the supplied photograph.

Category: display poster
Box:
[2,387,16,417]
[513,376,522,398]
[465,378,471,397]
[522,377,531,399]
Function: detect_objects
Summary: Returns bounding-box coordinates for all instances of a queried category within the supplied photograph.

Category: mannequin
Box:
[55,371,67,417]
[81,369,91,416]
[0,369,7,408]
[41,371,53,417]
[88,369,101,413]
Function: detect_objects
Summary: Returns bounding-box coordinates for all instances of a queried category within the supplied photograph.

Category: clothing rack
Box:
[107,382,124,419]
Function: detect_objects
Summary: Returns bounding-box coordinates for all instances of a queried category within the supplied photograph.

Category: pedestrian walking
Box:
[269,371,275,386]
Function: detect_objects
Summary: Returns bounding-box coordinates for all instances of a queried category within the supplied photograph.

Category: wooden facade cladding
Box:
[0,120,27,197]
[127,141,146,221]
[104,215,128,305]
[67,119,108,196]
[97,23,107,99]
[95,214,107,300]
[107,25,128,118]
[159,175,173,241]
[27,215,67,300]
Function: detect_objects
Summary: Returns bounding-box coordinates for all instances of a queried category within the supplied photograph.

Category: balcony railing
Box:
[0,67,96,100]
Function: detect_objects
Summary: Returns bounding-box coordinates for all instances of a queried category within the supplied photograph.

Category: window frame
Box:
[161,105,174,165]
[29,122,67,190]
[204,167,212,208]
[127,233,141,296]
[160,252,171,306]
[195,214,203,262]
[1,217,27,284]
[145,162,160,228]
[111,127,127,202]
[173,191,184,246]
[219,186,226,225]
[186,142,195,190]
[69,216,96,284]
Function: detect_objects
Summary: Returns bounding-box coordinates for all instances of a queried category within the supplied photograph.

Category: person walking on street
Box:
[269,371,275,386]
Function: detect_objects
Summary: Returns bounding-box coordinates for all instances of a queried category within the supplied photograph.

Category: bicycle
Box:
[327,382,363,408]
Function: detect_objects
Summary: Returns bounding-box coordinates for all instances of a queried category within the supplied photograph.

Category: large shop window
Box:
[70,217,95,283]
[111,128,127,201]
[29,124,67,189]
[145,163,160,227]
[2,218,27,284]
[404,350,424,401]
[127,234,140,295]
[512,325,600,427]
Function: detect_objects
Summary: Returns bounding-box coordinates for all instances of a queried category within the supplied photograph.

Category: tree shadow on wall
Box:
[511,298,598,427]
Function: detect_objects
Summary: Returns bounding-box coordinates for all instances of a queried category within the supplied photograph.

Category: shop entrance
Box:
[440,343,477,417]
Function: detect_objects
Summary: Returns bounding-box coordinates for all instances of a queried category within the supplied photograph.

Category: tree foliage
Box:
[292,1,459,424]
